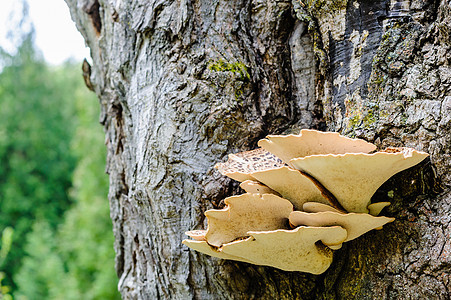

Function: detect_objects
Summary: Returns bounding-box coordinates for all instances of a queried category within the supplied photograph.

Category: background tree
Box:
[0,227,13,300]
[0,32,77,288]
[14,63,119,299]
[65,0,450,298]
[0,2,119,296]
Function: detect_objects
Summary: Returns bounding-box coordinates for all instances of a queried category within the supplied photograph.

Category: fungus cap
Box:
[220,226,347,274]
[304,200,390,216]
[290,148,428,213]
[182,239,254,264]
[289,211,395,242]
[205,193,293,247]
[185,230,207,241]
[250,166,328,210]
[215,148,284,182]
[258,129,376,166]
[303,202,345,214]
[239,180,279,195]
[367,202,391,216]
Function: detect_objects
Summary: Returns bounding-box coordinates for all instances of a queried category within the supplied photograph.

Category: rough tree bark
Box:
[65,0,450,298]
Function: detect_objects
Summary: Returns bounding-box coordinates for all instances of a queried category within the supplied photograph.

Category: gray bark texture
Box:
[65,0,450,298]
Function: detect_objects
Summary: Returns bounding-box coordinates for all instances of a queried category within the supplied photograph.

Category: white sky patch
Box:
[0,0,90,65]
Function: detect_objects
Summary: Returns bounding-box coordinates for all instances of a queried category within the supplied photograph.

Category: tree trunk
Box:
[65,0,450,298]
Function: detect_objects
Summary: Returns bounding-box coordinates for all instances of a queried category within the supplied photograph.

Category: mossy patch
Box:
[300,0,347,13]
[208,59,250,82]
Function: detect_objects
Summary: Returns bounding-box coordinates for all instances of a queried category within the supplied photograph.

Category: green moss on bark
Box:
[208,59,250,81]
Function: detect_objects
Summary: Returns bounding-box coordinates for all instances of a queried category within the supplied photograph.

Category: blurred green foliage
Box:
[0,33,76,288]
[0,227,14,300]
[0,23,119,300]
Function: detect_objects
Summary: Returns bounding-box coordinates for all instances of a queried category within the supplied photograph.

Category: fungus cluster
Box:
[183,130,428,274]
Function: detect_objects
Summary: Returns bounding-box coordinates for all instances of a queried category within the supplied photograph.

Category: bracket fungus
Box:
[183,129,429,274]
[258,129,377,166]
[290,148,428,213]
[215,148,285,182]
[239,180,279,195]
[289,211,394,242]
[204,193,293,247]
[251,166,328,210]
